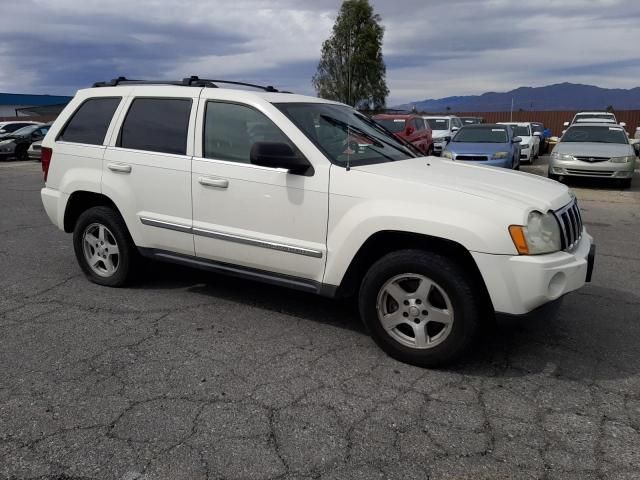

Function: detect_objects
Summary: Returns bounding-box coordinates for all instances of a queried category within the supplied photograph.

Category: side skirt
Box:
[138,247,338,297]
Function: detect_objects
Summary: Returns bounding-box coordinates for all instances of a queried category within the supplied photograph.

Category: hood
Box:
[352,157,571,212]
[554,142,634,157]
[446,142,510,154]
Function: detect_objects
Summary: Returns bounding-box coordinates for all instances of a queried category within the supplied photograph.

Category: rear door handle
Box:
[198,176,229,189]
[107,162,132,174]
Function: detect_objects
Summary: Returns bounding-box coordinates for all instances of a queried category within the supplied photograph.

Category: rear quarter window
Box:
[58,97,121,145]
[118,98,192,155]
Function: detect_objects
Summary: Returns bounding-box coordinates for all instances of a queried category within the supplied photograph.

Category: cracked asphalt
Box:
[1,158,640,480]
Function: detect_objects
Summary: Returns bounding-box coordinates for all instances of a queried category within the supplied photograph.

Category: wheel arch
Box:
[63,190,120,233]
[333,230,494,312]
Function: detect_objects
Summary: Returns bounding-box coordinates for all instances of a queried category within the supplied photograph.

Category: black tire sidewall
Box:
[359,250,480,367]
[72,206,134,287]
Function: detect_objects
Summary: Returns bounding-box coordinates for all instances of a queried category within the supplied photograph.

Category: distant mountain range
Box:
[395,83,640,112]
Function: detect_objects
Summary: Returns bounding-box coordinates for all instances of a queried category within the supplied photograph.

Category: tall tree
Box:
[313,0,389,110]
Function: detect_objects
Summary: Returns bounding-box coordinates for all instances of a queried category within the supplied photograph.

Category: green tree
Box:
[313,0,388,109]
[606,105,615,113]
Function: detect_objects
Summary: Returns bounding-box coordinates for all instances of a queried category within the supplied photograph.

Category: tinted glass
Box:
[452,127,508,143]
[12,125,41,136]
[506,125,530,136]
[532,124,544,133]
[4,123,32,133]
[425,118,449,130]
[573,113,615,123]
[204,102,292,163]
[374,118,406,132]
[562,126,628,144]
[276,103,417,167]
[59,97,121,145]
[120,98,191,155]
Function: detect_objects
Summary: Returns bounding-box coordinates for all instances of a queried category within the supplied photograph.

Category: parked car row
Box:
[0,123,50,161]
[371,110,637,188]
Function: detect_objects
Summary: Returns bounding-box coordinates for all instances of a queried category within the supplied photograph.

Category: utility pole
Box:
[510,97,514,122]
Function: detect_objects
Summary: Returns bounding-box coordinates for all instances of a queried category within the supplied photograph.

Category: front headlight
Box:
[610,155,635,163]
[550,152,575,161]
[520,144,530,150]
[0,139,14,146]
[492,151,508,159]
[509,211,561,255]
[442,150,453,159]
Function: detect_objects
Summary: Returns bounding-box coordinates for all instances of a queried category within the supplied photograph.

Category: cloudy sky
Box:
[1,0,639,105]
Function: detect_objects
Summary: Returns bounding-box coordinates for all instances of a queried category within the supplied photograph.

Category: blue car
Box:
[441,124,522,169]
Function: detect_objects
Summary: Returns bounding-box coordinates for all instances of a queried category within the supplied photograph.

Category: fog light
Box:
[548,272,567,299]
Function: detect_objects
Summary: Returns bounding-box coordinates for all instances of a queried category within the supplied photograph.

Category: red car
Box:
[372,114,434,155]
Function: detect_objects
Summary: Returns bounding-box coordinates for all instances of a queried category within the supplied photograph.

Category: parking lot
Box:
[1,157,639,479]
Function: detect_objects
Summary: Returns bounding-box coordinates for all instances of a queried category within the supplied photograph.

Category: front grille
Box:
[554,199,583,251]
[565,168,613,177]
[456,155,488,161]
[575,156,609,163]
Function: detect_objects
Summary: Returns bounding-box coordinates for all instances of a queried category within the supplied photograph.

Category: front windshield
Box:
[425,118,449,130]
[374,118,406,133]
[275,103,417,167]
[452,127,508,143]
[574,114,614,123]
[505,125,530,136]
[11,125,39,136]
[562,126,628,144]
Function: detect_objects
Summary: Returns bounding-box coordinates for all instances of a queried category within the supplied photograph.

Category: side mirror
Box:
[406,127,415,136]
[633,142,640,156]
[512,136,522,143]
[533,131,542,137]
[563,122,569,127]
[451,127,460,132]
[620,122,626,127]
[250,142,313,176]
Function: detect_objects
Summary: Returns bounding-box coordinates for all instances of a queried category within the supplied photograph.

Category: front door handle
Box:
[107,162,132,174]
[198,176,229,189]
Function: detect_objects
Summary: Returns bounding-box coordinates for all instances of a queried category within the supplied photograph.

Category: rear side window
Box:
[119,98,191,155]
[58,97,121,145]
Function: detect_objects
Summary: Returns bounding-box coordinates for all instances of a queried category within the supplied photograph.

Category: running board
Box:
[138,248,330,295]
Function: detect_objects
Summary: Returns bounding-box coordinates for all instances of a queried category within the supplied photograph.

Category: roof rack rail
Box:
[92,76,289,93]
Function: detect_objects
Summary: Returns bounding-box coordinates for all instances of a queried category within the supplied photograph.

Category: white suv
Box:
[422,115,463,155]
[40,77,596,367]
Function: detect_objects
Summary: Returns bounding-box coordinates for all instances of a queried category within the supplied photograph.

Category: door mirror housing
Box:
[533,131,542,137]
[250,142,314,176]
[619,122,626,127]
[406,127,415,136]
[563,121,570,127]
[512,136,522,143]
[451,127,460,132]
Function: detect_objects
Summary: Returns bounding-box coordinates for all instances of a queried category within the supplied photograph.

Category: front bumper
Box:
[433,140,448,154]
[549,158,635,178]
[520,146,531,160]
[472,232,594,315]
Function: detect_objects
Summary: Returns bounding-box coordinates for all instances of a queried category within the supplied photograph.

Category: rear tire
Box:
[426,145,434,156]
[73,206,140,287]
[358,249,482,367]
[15,145,28,161]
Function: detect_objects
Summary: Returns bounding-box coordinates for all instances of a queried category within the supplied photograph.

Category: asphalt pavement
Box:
[1,158,639,480]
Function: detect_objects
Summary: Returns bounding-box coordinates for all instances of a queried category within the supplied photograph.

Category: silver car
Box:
[549,123,636,188]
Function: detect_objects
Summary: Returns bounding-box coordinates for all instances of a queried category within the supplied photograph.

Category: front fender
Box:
[323,197,519,287]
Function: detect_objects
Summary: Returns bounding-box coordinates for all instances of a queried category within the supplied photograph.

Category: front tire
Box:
[73,206,140,287]
[15,145,28,161]
[359,250,482,367]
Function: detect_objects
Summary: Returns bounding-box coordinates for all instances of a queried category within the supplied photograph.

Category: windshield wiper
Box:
[355,114,422,157]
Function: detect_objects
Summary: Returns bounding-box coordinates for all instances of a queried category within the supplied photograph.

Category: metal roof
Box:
[0,93,72,106]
